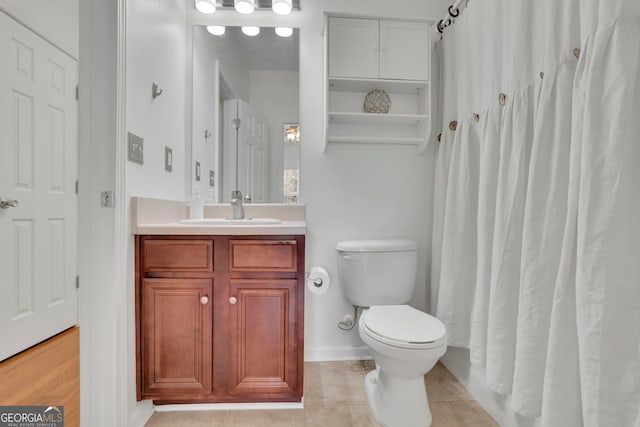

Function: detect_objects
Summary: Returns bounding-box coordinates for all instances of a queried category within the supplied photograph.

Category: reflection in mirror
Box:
[191,25,299,206]
[283,123,300,203]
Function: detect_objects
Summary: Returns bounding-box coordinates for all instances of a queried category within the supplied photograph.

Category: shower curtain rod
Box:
[436,0,466,33]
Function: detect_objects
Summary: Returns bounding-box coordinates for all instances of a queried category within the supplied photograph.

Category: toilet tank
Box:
[336,239,418,307]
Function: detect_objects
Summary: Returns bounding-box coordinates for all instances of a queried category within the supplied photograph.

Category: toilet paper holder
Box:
[309,276,323,288]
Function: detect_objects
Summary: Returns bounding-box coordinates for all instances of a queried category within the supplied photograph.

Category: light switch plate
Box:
[195,161,201,181]
[165,146,172,172]
[128,133,144,165]
[209,170,215,187]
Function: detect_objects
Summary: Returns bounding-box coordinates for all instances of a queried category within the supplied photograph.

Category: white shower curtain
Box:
[432,0,640,425]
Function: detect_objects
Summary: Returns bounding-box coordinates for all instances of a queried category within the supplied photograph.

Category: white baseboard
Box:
[441,347,541,427]
[128,400,154,427]
[155,401,304,412]
[304,345,372,361]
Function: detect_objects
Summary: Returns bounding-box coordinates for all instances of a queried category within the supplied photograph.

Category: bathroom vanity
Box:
[133,198,305,404]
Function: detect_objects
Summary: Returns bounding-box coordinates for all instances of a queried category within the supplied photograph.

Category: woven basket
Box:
[363,89,390,114]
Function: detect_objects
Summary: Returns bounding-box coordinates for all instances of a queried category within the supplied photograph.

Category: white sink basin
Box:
[179,218,281,225]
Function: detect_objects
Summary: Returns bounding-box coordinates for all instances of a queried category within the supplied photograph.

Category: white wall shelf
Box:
[324,16,432,153]
[328,112,429,125]
[328,77,429,94]
[326,136,425,145]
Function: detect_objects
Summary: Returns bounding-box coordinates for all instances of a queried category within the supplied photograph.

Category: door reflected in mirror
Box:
[191,25,299,205]
[283,123,300,203]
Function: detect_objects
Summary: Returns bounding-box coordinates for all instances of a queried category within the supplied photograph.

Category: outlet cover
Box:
[127,133,144,165]
[209,170,215,187]
[195,161,201,181]
[165,146,173,172]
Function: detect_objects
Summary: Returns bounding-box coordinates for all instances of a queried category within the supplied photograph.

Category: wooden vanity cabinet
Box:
[136,235,305,404]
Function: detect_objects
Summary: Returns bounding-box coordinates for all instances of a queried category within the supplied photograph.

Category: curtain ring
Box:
[540,71,544,79]
[449,121,458,131]
[573,48,581,59]
[448,5,460,17]
[473,113,480,122]
[499,93,506,106]
[437,20,445,33]
[437,133,442,142]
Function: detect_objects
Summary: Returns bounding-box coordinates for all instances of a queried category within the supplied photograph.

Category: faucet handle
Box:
[243,194,252,203]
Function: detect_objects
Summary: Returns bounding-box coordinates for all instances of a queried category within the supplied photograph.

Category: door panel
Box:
[379,20,430,81]
[228,279,298,395]
[141,278,212,398]
[0,12,78,361]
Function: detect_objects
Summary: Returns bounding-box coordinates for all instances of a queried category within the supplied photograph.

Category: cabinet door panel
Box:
[143,239,214,272]
[141,278,212,398]
[229,240,297,272]
[229,279,298,396]
[328,18,379,78]
[379,20,430,80]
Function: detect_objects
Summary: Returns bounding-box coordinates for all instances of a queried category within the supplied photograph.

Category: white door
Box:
[222,99,268,203]
[237,100,268,203]
[0,12,78,361]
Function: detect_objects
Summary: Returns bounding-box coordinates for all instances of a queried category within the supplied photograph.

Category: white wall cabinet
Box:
[325,17,432,152]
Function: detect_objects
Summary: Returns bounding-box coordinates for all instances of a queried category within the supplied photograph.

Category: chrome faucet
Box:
[230,190,244,219]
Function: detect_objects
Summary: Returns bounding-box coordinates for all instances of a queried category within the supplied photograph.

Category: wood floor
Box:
[0,327,79,427]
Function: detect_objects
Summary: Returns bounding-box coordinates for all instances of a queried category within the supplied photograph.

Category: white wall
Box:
[249,70,299,202]
[0,0,79,58]
[192,26,219,205]
[294,0,443,360]
[126,0,187,201]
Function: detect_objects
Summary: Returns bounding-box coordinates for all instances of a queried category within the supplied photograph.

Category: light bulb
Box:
[275,27,293,37]
[234,0,255,14]
[195,0,216,14]
[241,26,260,36]
[206,25,226,36]
[272,0,292,15]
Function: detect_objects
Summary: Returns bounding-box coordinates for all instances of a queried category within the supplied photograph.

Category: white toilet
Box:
[336,239,447,427]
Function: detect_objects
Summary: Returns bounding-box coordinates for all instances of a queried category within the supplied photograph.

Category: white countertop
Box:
[131,197,306,236]
[135,220,306,236]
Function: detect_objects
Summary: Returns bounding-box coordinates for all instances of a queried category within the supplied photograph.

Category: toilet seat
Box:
[361,305,446,350]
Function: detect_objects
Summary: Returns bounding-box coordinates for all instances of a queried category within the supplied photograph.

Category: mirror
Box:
[191,25,300,205]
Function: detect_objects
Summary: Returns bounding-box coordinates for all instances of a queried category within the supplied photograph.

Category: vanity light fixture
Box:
[272,0,292,15]
[241,26,260,36]
[207,25,226,36]
[234,0,255,14]
[195,0,216,14]
[275,27,293,37]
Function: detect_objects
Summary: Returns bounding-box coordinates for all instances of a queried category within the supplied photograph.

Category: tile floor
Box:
[145,361,498,427]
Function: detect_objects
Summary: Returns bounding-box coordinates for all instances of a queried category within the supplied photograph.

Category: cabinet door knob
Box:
[200,296,209,305]
[229,296,237,305]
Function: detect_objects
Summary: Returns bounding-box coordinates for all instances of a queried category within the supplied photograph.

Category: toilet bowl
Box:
[335,239,447,426]
[359,305,446,427]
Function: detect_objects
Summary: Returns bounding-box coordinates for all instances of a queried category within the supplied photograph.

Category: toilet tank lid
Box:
[336,239,418,252]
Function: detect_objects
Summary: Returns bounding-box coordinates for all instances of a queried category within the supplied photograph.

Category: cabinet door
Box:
[379,20,430,81]
[140,278,212,399]
[328,18,379,78]
[228,279,299,397]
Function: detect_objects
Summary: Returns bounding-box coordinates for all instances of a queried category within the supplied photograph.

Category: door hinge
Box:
[76,85,79,100]
[75,180,78,194]
[75,275,79,289]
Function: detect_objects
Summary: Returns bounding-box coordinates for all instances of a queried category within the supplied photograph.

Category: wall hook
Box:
[152,82,163,99]
[204,129,212,139]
